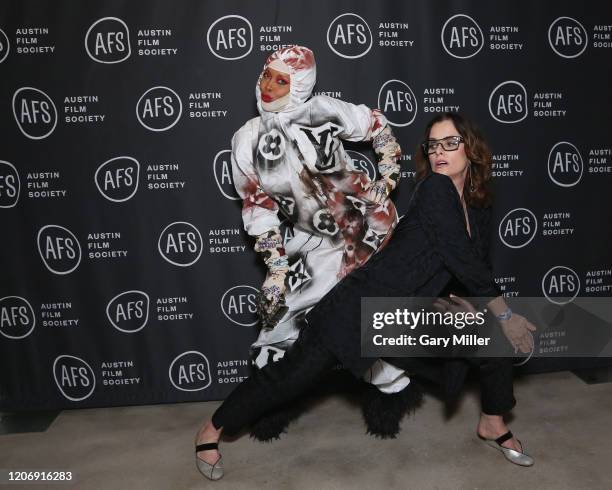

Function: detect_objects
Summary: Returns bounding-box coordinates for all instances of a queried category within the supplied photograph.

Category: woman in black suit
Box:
[195,113,536,480]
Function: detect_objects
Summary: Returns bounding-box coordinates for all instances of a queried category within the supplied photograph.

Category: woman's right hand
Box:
[499,313,536,354]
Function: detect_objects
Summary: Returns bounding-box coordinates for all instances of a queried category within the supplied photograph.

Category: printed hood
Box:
[255,45,316,115]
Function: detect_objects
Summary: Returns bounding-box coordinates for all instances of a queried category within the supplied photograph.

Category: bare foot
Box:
[477,413,524,453]
[195,420,223,465]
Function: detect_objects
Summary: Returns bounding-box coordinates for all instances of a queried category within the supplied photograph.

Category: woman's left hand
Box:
[499,314,536,354]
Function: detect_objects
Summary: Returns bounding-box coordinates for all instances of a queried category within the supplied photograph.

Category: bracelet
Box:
[496,307,513,321]
[384,182,392,197]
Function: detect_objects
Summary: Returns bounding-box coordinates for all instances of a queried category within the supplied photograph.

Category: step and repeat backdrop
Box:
[1,0,611,410]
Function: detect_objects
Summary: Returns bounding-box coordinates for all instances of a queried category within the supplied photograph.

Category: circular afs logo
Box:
[327,13,373,59]
[53,355,96,401]
[488,81,528,123]
[158,221,203,267]
[0,296,36,340]
[37,225,82,274]
[221,285,258,326]
[547,142,583,187]
[213,149,240,200]
[548,17,588,58]
[136,86,182,132]
[0,28,10,63]
[206,15,253,60]
[169,351,212,391]
[12,87,58,139]
[377,80,418,127]
[95,156,140,202]
[0,160,20,208]
[542,266,581,304]
[85,17,131,63]
[106,290,150,333]
[441,14,484,59]
[346,150,377,182]
[498,208,538,248]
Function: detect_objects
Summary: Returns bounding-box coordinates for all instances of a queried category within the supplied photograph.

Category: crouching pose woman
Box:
[194,109,535,479]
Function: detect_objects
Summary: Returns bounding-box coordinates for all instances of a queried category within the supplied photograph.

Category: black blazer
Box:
[306,172,502,378]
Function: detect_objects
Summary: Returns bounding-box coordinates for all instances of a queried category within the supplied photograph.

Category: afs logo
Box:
[85,17,131,63]
[169,351,212,391]
[53,355,96,401]
[0,160,20,208]
[221,285,259,326]
[37,225,82,275]
[441,14,484,59]
[213,150,240,200]
[547,142,583,187]
[542,266,580,305]
[207,15,253,60]
[0,296,36,340]
[12,87,58,139]
[346,150,377,182]
[488,81,528,124]
[498,208,538,249]
[95,156,140,202]
[327,13,373,59]
[158,221,203,267]
[136,86,182,132]
[378,80,417,127]
[106,290,150,333]
[548,17,588,59]
[0,28,9,63]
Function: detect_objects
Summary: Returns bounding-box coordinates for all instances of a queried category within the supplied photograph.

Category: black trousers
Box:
[212,326,515,435]
[212,325,336,435]
[393,356,516,416]
[475,357,516,415]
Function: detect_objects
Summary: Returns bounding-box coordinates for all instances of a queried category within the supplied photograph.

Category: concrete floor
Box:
[1,370,611,490]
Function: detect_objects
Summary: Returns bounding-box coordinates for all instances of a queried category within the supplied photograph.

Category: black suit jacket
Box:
[306,172,502,378]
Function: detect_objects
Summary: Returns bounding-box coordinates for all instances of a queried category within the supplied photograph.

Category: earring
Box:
[468,162,475,193]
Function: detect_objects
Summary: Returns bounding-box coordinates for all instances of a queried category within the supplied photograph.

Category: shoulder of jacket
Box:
[234,117,260,136]
[308,94,345,108]
[309,94,327,103]
[418,172,455,193]
[232,117,260,144]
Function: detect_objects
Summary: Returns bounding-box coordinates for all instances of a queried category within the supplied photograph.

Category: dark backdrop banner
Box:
[1,0,611,410]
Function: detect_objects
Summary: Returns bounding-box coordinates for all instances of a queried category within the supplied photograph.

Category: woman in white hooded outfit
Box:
[197,46,417,462]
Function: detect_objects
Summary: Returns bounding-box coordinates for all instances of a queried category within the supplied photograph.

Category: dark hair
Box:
[414,112,492,207]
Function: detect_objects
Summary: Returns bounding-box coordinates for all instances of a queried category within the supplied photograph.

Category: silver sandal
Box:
[195,442,224,480]
[478,430,534,467]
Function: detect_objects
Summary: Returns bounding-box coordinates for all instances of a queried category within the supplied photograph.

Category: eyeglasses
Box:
[422,136,464,155]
